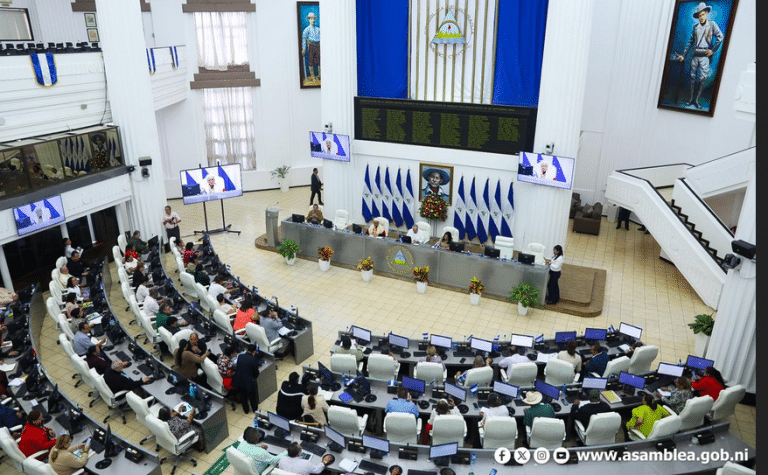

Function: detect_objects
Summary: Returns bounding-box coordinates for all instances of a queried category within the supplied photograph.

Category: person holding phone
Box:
[49,433,90,475]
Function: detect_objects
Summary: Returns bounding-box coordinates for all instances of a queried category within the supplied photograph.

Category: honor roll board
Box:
[354,97,537,155]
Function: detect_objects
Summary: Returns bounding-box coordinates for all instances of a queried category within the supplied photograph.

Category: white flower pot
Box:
[695,332,710,357]
[361,269,373,282]
[319,259,330,272]
[284,256,296,266]
[470,293,481,306]
[518,302,529,316]
[416,281,427,294]
[280,180,289,193]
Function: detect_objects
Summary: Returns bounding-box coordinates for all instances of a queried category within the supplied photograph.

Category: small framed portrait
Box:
[87,28,99,43]
[84,12,97,28]
[419,162,454,205]
[297,2,320,88]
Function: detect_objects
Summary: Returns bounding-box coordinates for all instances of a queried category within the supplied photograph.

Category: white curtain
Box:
[194,12,249,70]
[201,88,257,170]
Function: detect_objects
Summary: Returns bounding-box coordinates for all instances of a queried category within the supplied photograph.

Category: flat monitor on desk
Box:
[582,377,608,390]
[685,355,714,372]
[534,380,559,402]
[555,331,576,343]
[470,337,493,353]
[444,382,466,402]
[484,245,500,258]
[401,376,426,397]
[400,235,412,244]
[291,214,305,223]
[362,435,390,459]
[585,328,608,341]
[324,425,345,452]
[430,334,452,350]
[449,241,465,252]
[268,411,291,438]
[619,371,646,395]
[658,362,685,377]
[350,325,371,344]
[619,322,643,342]
[493,381,520,400]
[518,252,535,265]
[388,333,409,350]
[429,442,458,466]
[510,334,534,348]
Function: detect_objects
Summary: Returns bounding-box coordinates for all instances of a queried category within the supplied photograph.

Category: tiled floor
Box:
[7,186,754,475]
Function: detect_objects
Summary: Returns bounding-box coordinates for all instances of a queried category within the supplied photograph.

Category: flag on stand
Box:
[362,165,373,222]
[402,170,415,229]
[392,169,404,228]
[452,176,466,240]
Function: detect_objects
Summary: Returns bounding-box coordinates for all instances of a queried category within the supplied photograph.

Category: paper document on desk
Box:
[601,390,622,404]
[90,337,101,346]
[278,327,291,336]
[8,378,24,387]
[536,352,557,362]
[657,389,672,397]
[0,362,16,372]
[339,459,358,472]
[618,344,631,352]
[318,389,334,401]
[88,316,103,325]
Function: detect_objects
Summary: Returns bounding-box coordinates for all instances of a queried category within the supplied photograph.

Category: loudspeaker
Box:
[731,239,756,259]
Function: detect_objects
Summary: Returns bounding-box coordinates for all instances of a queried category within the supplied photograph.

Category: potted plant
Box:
[271,165,291,193]
[688,313,714,357]
[413,266,430,294]
[276,239,300,265]
[468,276,486,306]
[356,256,374,282]
[317,246,334,272]
[508,283,540,316]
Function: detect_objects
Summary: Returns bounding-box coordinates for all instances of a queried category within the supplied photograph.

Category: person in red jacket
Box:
[692,366,726,401]
[18,410,56,458]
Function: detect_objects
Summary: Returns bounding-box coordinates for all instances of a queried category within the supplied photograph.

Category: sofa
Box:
[573,201,603,235]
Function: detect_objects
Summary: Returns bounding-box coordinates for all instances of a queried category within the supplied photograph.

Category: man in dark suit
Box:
[104,361,151,397]
[570,389,611,430]
[310,168,323,205]
[232,344,260,414]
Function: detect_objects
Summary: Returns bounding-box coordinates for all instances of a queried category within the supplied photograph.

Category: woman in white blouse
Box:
[545,245,564,305]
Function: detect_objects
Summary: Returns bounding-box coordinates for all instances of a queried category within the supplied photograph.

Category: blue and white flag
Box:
[362,164,373,223]
[452,176,466,240]
[382,167,393,222]
[489,179,503,242]
[29,53,57,86]
[392,169,404,228]
[422,332,429,340]
[146,48,156,74]
[169,46,180,69]
[469,383,479,396]
[465,177,477,241]
[402,169,415,229]
[372,166,382,219]
[43,199,61,219]
[534,334,544,344]
[608,325,616,334]
[501,181,514,238]
[476,178,489,244]
[218,166,235,191]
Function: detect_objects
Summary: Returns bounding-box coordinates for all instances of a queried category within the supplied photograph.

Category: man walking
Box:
[310,168,323,205]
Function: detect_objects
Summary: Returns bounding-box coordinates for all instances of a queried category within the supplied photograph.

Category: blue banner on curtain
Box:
[356,0,409,98]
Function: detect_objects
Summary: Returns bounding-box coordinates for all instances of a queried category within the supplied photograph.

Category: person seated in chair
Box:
[128,230,147,254]
[18,410,56,458]
[194,263,210,286]
[237,426,286,474]
[582,344,609,378]
[405,224,424,245]
[522,391,555,429]
[208,274,232,300]
[104,361,152,397]
[157,407,205,452]
[306,204,324,225]
[626,393,669,438]
[334,336,364,362]
[85,344,120,375]
[0,403,24,436]
[301,383,329,427]
[385,386,419,418]
[367,218,386,237]
[454,355,491,386]
[498,345,529,369]
[659,376,693,414]
[217,293,235,315]
[276,372,307,421]
[570,389,610,428]
[436,231,453,250]
[279,442,330,475]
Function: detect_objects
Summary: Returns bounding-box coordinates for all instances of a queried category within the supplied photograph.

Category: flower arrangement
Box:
[508,283,541,308]
[356,256,374,271]
[317,246,334,261]
[413,265,430,283]
[468,276,486,294]
[90,149,110,169]
[276,239,300,260]
[418,193,448,221]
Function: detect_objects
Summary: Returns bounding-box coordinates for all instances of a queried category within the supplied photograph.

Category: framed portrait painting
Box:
[419,162,454,205]
[84,13,96,27]
[657,0,739,116]
[297,2,320,88]
[86,28,99,43]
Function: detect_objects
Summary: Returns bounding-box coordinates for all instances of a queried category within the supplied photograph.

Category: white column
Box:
[85,214,97,245]
[59,224,69,239]
[706,174,756,393]
[0,246,12,293]
[116,202,128,237]
[95,0,167,242]
[514,0,594,252]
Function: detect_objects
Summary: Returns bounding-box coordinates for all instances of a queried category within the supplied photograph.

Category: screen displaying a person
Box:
[201,175,224,194]
[533,160,557,180]
[421,167,450,201]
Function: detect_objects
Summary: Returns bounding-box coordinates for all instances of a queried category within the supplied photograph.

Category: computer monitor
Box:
[510,334,534,348]
[470,337,493,353]
[518,253,535,265]
[619,322,642,341]
[493,381,520,399]
[388,333,409,350]
[350,326,371,344]
[291,214,305,223]
[268,411,291,438]
[47,384,64,413]
[401,376,425,395]
[534,380,559,401]
[362,435,390,459]
[323,219,333,229]
[581,377,608,390]
[444,382,467,402]
[429,442,458,460]
[324,425,345,451]
[685,355,714,371]
[584,328,607,341]
[449,241,465,252]
[318,362,335,383]
[400,235,412,244]
[430,334,452,350]
[484,246,500,258]
[619,372,646,390]
[555,331,576,343]
[657,362,685,377]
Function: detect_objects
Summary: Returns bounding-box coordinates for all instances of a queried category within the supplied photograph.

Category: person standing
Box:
[545,245,564,305]
[310,168,323,205]
[301,12,321,83]
[232,344,261,414]
[616,207,631,230]
[162,206,182,253]
[676,2,724,109]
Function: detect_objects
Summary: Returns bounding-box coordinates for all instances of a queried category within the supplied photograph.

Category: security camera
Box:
[324,122,333,133]
[722,253,742,270]
[544,142,555,154]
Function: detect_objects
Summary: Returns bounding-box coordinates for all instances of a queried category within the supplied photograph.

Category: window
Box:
[201,88,256,170]
[0,8,33,41]
[194,11,249,70]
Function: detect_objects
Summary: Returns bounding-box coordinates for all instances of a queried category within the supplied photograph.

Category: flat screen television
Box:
[517,152,575,190]
[180,164,243,205]
[14,195,66,236]
[309,132,351,161]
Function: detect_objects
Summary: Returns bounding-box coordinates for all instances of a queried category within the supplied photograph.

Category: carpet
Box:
[203,441,239,475]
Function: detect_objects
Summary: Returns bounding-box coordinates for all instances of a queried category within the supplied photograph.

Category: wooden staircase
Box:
[669,199,726,271]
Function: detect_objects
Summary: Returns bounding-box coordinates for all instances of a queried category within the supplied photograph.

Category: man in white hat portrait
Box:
[676,2,724,108]
[522,390,556,429]
[301,11,321,84]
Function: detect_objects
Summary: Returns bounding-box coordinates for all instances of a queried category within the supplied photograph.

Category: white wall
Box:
[704,187,745,230]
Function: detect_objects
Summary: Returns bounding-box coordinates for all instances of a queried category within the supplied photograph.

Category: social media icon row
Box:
[494,447,570,465]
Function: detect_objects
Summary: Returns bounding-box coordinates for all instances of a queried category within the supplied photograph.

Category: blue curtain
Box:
[356,0,409,98]
[492,0,549,107]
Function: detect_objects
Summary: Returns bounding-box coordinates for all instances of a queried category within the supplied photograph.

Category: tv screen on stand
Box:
[180,164,243,205]
[14,195,66,236]
[309,132,351,162]
[516,152,575,190]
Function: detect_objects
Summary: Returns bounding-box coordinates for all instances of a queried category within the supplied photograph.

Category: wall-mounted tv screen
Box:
[180,164,243,205]
[517,152,575,190]
[14,195,66,236]
[309,132,350,162]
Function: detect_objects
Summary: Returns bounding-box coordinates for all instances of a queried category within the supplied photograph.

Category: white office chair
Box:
[366,353,399,380]
[501,362,538,387]
[245,322,282,355]
[527,242,547,265]
[145,414,199,475]
[527,418,566,449]
[627,345,658,374]
[69,355,101,407]
[710,385,746,422]
[50,270,64,296]
[575,411,622,445]
[117,234,128,253]
[128,294,145,326]
[195,283,211,311]
[716,462,756,475]
[479,416,517,449]
[544,358,578,386]
[46,296,62,324]
[328,406,368,437]
[138,312,161,353]
[430,415,467,446]
[592,355,630,378]
[0,426,45,473]
[330,353,363,376]
[414,362,447,385]
[56,313,75,341]
[170,237,180,257]
[202,358,236,410]
[203,294,219,316]
[440,226,460,241]
[383,412,422,445]
[48,281,63,306]
[461,366,494,388]
[56,255,68,269]
[59,333,77,360]
[89,368,130,424]
[24,457,82,475]
[179,272,198,298]
[175,254,186,275]
[213,309,242,335]
[628,413,681,440]
[415,220,431,242]
[126,391,162,445]
[158,327,192,357]
[227,446,261,475]
[112,245,123,263]
[665,395,713,432]
[372,216,390,235]
[117,266,132,286]
[494,236,515,259]
[333,209,350,230]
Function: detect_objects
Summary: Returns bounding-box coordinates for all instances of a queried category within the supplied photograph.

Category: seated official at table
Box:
[626,393,670,438]
[0,403,24,435]
[385,387,420,418]
[217,293,235,315]
[306,204,324,225]
[176,338,211,388]
[692,366,726,401]
[277,372,307,421]
[208,274,232,300]
[143,288,163,319]
[234,300,258,331]
[558,341,582,373]
[455,355,491,386]
[73,321,106,357]
[155,303,186,330]
[435,231,453,250]
[582,344,609,377]
[237,426,286,475]
[189,332,208,356]
[498,345,529,370]
[570,389,611,428]
[659,376,694,414]
[421,345,445,367]
[279,442,330,475]
[301,383,329,426]
[49,433,90,475]
[18,410,56,458]
[479,393,509,427]
[405,224,423,244]
[85,344,120,375]
[157,407,206,452]
[128,230,148,254]
[104,361,152,397]
[194,263,211,286]
[522,391,555,429]
[123,252,139,272]
[334,336,364,362]
[183,242,199,267]
[378,345,401,375]
[367,219,387,237]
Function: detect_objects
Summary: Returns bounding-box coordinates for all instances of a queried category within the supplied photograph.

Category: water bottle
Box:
[678,358,683,366]
[253,414,259,428]
[561,384,567,398]
[189,382,197,398]
[470,453,476,466]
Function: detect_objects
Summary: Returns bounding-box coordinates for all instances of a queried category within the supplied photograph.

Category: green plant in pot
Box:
[688,313,714,336]
[508,283,540,315]
[277,239,300,260]
[271,165,291,180]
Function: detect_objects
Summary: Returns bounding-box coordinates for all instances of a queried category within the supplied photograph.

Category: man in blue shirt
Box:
[583,344,609,377]
[237,427,285,474]
[301,12,320,83]
[72,321,105,356]
[385,387,420,418]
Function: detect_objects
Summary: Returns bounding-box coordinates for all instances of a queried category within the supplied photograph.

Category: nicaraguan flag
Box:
[475,178,489,244]
[392,169,404,227]
[489,179,503,242]
[218,166,235,191]
[608,325,616,334]
[201,167,209,178]
[185,171,196,186]
[169,46,179,68]
[534,334,544,344]
[146,48,156,74]
[30,53,57,86]
[15,207,29,221]
[452,176,466,240]
[382,167,393,222]
[521,152,532,168]
[362,164,373,222]
[372,166,382,219]
[402,170,415,229]
[43,199,61,219]
[501,181,514,238]
[465,177,477,241]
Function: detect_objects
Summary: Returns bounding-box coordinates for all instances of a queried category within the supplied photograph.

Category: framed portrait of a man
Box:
[297,2,320,88]
[657,0,739,116]
[419,163,453,205]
